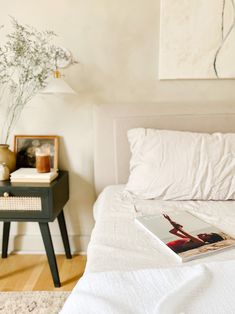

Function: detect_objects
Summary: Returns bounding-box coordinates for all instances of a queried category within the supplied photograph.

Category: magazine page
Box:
[136,211,235,261]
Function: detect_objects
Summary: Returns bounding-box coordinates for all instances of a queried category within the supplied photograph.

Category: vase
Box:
[0,163,10,181]
[0,144,16,173]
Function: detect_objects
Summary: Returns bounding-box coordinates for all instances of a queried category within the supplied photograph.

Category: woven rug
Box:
[0,291,70,314]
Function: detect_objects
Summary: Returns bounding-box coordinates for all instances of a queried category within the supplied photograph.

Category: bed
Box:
[61,103,235,314]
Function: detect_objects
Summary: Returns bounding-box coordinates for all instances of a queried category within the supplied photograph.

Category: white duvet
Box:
[61,185,235,313]
[61,260,235,314]
[87,185,235,272]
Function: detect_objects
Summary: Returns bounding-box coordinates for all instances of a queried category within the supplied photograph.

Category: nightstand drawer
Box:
[0,196,42,211]
[0,189,49,220]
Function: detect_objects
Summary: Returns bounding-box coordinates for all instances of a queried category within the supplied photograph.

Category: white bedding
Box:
[86,185,235,272]
[61,185,235,313]
[62,260,235,314]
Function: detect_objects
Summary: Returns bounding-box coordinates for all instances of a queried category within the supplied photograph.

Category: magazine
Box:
[135,211,235,262]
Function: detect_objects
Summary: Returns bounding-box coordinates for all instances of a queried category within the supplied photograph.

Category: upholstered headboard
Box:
[94,103,235,195]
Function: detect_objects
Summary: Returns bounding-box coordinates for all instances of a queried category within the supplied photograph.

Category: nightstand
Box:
[0,171,71,287]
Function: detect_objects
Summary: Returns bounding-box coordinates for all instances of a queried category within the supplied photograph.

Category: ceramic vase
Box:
[0,163,10,181]
[0,144,16,173]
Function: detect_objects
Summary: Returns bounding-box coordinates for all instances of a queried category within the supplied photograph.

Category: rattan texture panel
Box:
[0,197,42,211]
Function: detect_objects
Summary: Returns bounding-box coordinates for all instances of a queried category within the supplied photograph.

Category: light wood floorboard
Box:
[0,254,86,291]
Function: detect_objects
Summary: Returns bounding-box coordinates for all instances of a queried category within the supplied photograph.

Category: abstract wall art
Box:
[159,0,235,79]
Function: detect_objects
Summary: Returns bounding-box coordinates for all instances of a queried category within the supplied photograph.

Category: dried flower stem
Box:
[0,17,76,143]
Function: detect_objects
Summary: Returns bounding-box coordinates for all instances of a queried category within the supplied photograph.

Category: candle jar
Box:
[36,153,51,173]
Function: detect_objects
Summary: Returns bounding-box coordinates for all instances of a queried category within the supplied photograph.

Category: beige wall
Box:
[0,0,235,253]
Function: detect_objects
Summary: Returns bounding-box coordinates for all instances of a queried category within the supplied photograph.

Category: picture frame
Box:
[14,135,59,170]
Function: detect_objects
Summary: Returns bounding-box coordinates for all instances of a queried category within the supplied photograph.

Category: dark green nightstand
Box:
[0,171,71,287]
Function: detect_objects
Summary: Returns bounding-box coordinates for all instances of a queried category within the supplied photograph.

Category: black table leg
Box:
[2,222,10,258]
[57,210,72,259]
[39,222,61,287]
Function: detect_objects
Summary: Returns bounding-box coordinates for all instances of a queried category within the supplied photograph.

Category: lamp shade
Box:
[41,73,77,94]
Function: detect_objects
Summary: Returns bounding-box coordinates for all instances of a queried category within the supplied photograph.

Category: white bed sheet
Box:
[85,185,235,273]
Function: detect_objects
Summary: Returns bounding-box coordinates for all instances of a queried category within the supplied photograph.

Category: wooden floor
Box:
[0,254,86,291]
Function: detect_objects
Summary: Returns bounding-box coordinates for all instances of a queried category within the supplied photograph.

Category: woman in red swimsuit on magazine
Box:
[163,214,223,254]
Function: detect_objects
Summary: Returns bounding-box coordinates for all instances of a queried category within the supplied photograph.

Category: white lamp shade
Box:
[41,77,77,94]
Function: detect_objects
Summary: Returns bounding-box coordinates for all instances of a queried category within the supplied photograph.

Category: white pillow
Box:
[124,128,235,200]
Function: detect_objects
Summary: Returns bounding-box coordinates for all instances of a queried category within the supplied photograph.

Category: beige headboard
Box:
[94,102,235,195]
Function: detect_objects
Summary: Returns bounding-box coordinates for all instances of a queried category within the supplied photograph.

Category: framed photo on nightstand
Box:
[14,135,59,170]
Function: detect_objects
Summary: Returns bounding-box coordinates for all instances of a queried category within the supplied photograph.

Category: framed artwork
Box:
[14,135,59,170]
[159,0,235,79]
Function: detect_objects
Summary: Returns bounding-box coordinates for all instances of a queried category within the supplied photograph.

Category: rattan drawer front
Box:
[0,197,42,211]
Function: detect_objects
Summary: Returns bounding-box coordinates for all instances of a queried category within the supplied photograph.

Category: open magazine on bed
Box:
[135,211,235,262]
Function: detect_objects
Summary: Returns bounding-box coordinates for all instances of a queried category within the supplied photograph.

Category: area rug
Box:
[0,291,70,314]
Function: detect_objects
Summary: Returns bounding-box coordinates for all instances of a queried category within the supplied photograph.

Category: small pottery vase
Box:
[0,163,10,181]
[0,144,16,173]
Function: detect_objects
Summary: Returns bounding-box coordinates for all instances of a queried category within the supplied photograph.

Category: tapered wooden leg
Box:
[2,222,10,258]
[39,222,61,287]
[57,210,72,259]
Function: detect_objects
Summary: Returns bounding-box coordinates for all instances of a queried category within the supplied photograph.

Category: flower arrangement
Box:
[0,17,75,143]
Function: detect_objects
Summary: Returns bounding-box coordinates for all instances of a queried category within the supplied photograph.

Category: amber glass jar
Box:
[36,153,51,173]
